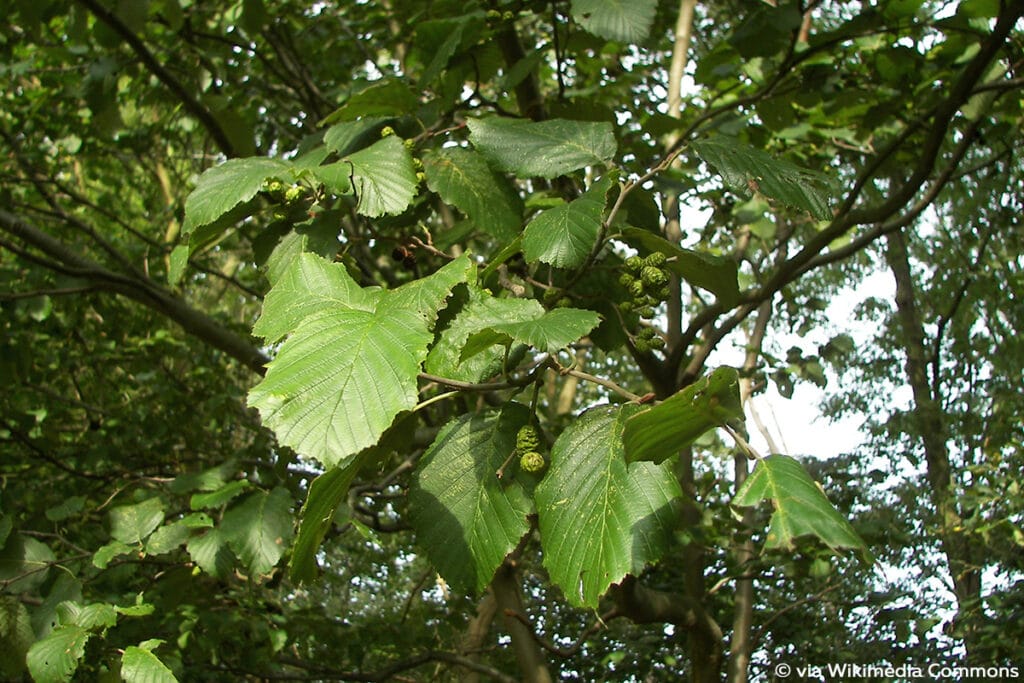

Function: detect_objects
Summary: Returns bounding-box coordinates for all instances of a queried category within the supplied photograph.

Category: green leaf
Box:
[571,0,657,43]
[310,161,354,195]
[252,251,374,344]
[248,255,471,467]
[468,117,616,179]
[64,602,117,630]
[121,644,179,683]
[168,461,236,494]
[623,367,743,464]
[415,16,484,87]
[323,117,389,156]
[409,404,534,592]
[462,307,601,359]
[290,461,361,583]
[0,534,53,594]
[618,228,741,307]
[30,574,81,637]
[692,137,835,220]
[220,487,294,576]
[345,136,418,217]
[145,521,191,555]
[92,541,132,569]
[26,624,90,683]
[0,596,33,680]
[425,286,536,382]
[535,405,681,608]
[185,529,234,579]
[728,4,803,58]
[732,454,874,564]
[320,80,419,125]
[523,175,614,268]
[183,157,289,234]
[167,244,189,287]
[109,497,165,544]
[423,147,523,240]
[386,255,478,320]
[189,480,251,510]
[115,599,156,618]
[45,496,86,522]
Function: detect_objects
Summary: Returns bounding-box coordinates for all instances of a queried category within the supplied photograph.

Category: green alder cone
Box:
[515,425,540,452]
[519,450,546,473]
[643,252,667,268]
[641,265,668,288]
[624,255,644,272]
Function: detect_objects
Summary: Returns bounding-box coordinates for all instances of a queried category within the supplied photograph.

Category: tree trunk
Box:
[491,561,553,683]
[678,447,723,682]
[728,301,772,683]
[461,591,499,683]
[885,228,984,658]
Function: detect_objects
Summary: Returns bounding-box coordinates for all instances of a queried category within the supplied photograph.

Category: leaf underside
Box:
[692,137,835,220]
[732,454,874,564]
[248,254,473,468]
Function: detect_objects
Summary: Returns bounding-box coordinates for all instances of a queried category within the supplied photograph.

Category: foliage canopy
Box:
[2,0,1023,680]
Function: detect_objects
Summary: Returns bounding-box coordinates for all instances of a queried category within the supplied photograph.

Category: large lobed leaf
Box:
[732,454,874,564]
[248,254,473,467]
[692,137,835,220]
[253,252,374,344]
[409,404,534,592]
[522,175,615,268]
[570,0,658,44]
[536,405,681,608]
[623,367,744,464]
[468,117,616,179]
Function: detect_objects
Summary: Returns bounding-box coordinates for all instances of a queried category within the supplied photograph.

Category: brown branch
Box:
[758,1,1024,300]
[0,286,99,301]
[2,420,110,481]
[671,6,1023,385]
[74,0,238,157]
[0,209,268,374]
[608,575,724,652]
[491,560,553,683]
[504,607,616,658]
[749,582,842,650]
[495,25,546,121]
[544,357,643,402]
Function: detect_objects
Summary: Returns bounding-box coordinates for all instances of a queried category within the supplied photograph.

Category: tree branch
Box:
[758,2,1024,301]
[608,575,724,657]
[0,209,268,374]
[74,0,238,157]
